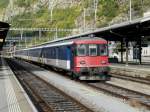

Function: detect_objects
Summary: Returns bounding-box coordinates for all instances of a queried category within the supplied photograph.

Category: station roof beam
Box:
[0,21,10,50]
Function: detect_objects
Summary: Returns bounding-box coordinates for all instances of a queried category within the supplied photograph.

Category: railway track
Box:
[110,73,150,85]
[7,58,150,110]
[88,82,150,109]
[6,59,92,112]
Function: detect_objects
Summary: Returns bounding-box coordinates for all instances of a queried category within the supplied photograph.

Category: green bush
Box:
[0,0,9,8]
[15,0,36,7]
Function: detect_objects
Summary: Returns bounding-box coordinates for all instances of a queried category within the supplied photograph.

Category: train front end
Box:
[72,39,110,80]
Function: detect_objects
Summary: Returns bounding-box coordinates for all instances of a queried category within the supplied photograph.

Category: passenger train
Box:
[15,37,110,80]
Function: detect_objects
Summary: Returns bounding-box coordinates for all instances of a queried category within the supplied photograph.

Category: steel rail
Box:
[87,82,150,110]
[110,73,150,85]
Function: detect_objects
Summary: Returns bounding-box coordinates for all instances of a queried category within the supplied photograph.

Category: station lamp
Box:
[0,38,3,42]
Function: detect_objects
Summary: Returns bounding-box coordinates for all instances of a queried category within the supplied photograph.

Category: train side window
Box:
[89,44,97,56]
[99,44,107,56]
[77,44,86,56]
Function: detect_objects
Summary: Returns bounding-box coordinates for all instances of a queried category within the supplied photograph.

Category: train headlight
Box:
[101,60,106,64]
[80,61,86,64]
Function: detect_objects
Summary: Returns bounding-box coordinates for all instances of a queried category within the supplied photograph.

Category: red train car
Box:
[71,38,110,80]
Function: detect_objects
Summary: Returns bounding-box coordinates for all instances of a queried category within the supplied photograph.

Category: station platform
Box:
[110,63,150,78]
[0,57,37,112]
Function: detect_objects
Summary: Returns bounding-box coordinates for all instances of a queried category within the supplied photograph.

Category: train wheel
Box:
[71,72,75,80]
[71,72,79,80]
[104,72,111,81]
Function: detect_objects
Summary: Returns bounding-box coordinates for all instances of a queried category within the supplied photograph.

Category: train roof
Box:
[41,36,105,45]
[16,37,106,51]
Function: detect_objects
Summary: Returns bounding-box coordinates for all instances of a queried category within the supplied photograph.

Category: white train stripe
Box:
[44,41,73,47]
[15,55,71,70]
[45,58,70,70]
[67,60,70,69]
[15,41,73,52]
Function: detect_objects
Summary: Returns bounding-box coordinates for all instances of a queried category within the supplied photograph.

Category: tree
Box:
[15,0,36,13]
[48,0,58,22]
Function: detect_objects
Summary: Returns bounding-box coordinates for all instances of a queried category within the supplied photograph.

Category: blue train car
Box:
[40,42,73,70]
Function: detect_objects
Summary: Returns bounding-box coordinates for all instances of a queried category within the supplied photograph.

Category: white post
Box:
[141,0,144,17]
[55,27,58,40]
[94,0,98,29]
[39,29,41,40]
[49,0,57,22]
[129,0,132,21]
[83,8,86,32]
[25,37,27,48]
[50,8,53,22]
[20,30,23,49]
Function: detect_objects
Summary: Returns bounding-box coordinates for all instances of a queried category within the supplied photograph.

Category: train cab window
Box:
[99,44,107,56]
[89,44,97,56]
[77,44,86,56]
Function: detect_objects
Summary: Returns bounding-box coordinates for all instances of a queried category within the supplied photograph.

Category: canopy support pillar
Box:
[125,39,129,66]
[138,37,142,64]
[121,39,123,63]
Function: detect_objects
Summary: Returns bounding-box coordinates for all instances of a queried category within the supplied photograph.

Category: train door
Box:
[67,45,73,70]
[40,48,44,64]
[56,47,59,66]
[41,47,47,64]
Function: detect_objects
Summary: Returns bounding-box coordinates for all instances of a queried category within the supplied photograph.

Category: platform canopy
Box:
[41,17,150,47]
[0,21,10,50]
[80,17,150,41]
[76,17,150,41]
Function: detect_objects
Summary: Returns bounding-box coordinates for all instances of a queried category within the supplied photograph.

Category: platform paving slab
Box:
[16,59,149,112]
[0,57,37,112]
[110,63,150,78]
